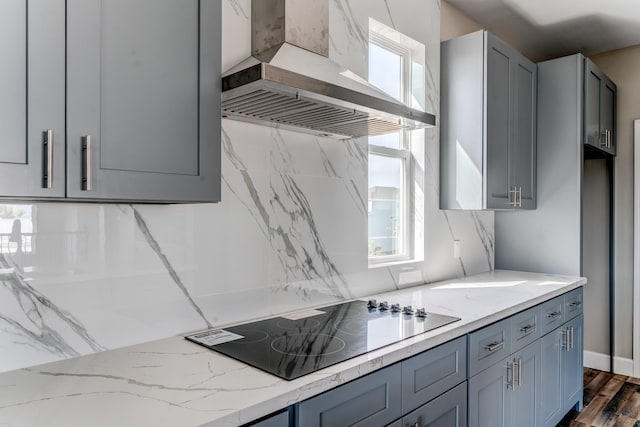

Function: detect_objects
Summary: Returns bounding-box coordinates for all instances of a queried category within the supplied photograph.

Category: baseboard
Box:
[584,351,634,376]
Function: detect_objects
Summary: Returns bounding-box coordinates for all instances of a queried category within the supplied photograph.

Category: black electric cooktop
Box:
[185,300,460,380]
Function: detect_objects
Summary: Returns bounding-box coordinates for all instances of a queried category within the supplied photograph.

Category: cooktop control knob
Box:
[390,303,401,313]
[378,301,389,311]
[367,299,377,309]
[403,305,414,315]
[415,308,427,318]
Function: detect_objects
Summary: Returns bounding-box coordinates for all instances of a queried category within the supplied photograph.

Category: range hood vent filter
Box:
[222,0,436,139]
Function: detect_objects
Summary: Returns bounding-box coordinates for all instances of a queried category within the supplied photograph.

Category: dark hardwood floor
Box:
[558,368,640,426]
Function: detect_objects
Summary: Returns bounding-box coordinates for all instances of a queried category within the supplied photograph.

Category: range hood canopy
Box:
[222,0,436,139]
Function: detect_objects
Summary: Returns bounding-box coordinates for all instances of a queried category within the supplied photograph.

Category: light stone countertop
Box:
[0,270,585,427]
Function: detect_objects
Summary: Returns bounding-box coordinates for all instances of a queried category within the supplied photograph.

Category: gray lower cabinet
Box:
[539,314,584,427]
[511,341,541,427]
[297,337,467,427]
[468,354,511,427]
[563,315,584,413]
[401,336,467,414]
[297,363,402,427]
[402,382,467,427]
[468,341,541,427]
[66,0,221,202]
[0,0,65,198]
[440,30,536,210]
[539,327,563,426]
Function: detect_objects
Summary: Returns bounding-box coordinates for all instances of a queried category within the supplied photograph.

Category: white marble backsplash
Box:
[0,0,494,373]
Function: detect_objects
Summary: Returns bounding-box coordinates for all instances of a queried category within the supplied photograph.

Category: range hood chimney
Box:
[222,0,436,139]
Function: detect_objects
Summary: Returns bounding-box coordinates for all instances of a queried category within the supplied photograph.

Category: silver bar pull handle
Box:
[547,311,562,319]
[504,361,514,389]
[569,301,582,308]
[42,130,53,189]
[81,136,93,191]
[484,341,504,352]
[570,327,574,349]
[514,358,522,387]
[608,129,612,148]
[520,324,536,334]
[517,187,522,208]
[508,187,517,206]
[561,329,569,351]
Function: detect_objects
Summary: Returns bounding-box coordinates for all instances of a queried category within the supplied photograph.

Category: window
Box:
[367,31,413,263]
[368,19,425,264]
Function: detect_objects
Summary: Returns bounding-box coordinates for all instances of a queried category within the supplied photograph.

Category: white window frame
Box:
[367,34,415,265]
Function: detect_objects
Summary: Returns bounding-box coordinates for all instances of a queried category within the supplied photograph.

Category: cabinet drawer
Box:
[297,363,401,427]
[402,381,467,427]
[511,306,540,353]
[469,318,512,376]
[564,288,583,321]
[539,296,564,336]
[401,336,467,413]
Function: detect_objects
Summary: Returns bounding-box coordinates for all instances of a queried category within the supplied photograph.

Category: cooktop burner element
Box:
[185,300,460,380]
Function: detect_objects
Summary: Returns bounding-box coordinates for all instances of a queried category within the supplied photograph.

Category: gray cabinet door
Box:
[539,328,563,427]
[66,0,221,202]
[510,341,540,427]
[601,77,616,156]
[402,382,467,427]
[485,33,512,209]
[297,363,402,427]
[468,356,511,427]
[584,59,616,156]
[401,336,466,414]
[511,54,537,209]
[562,315,584,413]
[584,59,602,151]
[0,0,65,198]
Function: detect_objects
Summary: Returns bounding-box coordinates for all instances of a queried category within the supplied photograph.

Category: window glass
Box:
[368,154,403,257]
[369,132,402,150]
[368,43,402,101]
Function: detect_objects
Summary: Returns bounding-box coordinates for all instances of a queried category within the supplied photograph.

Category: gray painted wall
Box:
[583,159,611,355]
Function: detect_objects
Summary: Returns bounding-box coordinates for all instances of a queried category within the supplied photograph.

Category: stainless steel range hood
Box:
[222,0,436,139]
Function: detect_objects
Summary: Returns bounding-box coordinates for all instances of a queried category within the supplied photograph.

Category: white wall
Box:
[0,0,494,373]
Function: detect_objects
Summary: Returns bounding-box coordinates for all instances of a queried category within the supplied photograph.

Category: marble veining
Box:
[0,254,104,359]
[226,0,248,18]
[441,211,467,276]
[131,207,213,329]
[383,0,396,29]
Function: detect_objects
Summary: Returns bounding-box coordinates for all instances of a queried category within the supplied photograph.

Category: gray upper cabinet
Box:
[0,0,65,198]
[584,59,616,156]
[441,30,537,210]
[66,0,221,202]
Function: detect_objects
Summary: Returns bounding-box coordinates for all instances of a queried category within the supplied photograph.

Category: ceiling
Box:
[446,0,640,61]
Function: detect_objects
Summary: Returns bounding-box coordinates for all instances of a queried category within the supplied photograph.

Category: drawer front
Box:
[539,296,564,336]
[511,306,540,353]
[401,336,467,413]
[402,382,467,427]
[564,288,583,321]
[469,318,512,376]
[297,363,401,427]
